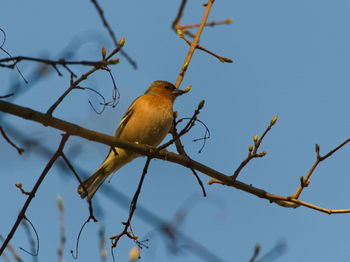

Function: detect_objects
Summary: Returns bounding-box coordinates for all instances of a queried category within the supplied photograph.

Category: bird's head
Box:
[145,80,185,101]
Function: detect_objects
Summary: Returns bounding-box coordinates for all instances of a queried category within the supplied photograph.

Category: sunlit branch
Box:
[175,0,215,88]
[1,100,349,215]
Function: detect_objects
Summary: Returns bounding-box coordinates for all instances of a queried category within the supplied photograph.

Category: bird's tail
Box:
[77,167,108,200]
[77,148,135,200]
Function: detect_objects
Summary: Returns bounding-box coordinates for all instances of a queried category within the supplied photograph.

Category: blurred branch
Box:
[0,235,23,262]
[98,225,107,262]
[90,0,137,69]
[1,101,350,215]
[249,244,260,262]
[56,195,65,262]
[0,134,70,256]
[2,121,225,262]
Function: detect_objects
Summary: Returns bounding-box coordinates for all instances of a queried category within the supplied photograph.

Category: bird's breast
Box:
[119,98,173,147]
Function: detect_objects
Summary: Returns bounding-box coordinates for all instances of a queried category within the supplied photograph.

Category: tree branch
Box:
[0,133,70,256]
[90,0,137,69]
[175,0,215,88]
[1,100,349,215]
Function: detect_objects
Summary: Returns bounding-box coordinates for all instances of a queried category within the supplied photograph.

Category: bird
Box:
[77,80,185,199]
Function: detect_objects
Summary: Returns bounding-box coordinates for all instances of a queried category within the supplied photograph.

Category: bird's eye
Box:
[164,86,171,90]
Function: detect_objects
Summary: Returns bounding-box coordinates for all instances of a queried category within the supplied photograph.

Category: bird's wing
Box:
[114,97,139,138]
[101,99,138,162]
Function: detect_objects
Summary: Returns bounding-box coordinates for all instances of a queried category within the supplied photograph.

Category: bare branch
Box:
[175,0,215,88]
[46,45,122,116]
[232,116,277,180]
[2,101,349,215]
[90,0,137,69]
[0,56,109,68]
[292,138,350,199]
[0,125,24,154]
[177,29,232,63]
[172,0,188,31]
[110,158,152,250]
[0,133,70,256]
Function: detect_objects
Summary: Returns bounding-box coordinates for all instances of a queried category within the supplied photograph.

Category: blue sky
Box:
[2,1,350,261]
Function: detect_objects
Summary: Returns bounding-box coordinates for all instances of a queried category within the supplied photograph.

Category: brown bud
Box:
[271,115,278,125]
[315,144,320,153]
[101,47,107,58]
[184,85,192,93]
[248,145,253,152]
[118,37,126,47]
[219,57,233,63]
[225,18,234,24]
[109,58,120,64]
[176,29,184,38]
[260,151,267,157]
[198,100,205,110]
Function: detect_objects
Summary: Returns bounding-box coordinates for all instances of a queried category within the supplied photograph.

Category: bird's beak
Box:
[172,89,186,96]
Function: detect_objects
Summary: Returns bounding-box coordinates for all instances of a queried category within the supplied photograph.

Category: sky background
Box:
[2,1,350,261]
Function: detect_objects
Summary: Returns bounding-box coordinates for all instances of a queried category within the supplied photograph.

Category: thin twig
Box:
[232,116,277,180]
[249,244,261,262]
[61,153,97,222]
[178,19,233,30]
[190,168,207,197]
[168,113,207,197]
[110,158,152,249]
[19,216,39,256]
[0,134,70,256]
[46,45,121,115]
[174,0,215,88]
[15,184,31,195]
[0,125,24,154]
[158,100,205,151]
[292,138,350,199]
[172,0,188,31]
[0,28,27,83]
[0,93,14,99]
[90,0,137,69]
[0,56,108,68]
[178,32,232,63]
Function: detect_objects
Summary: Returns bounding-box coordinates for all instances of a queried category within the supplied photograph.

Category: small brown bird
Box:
[78,80,185,199]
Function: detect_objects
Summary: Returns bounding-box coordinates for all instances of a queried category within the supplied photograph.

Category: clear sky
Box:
[2,1,350,261]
